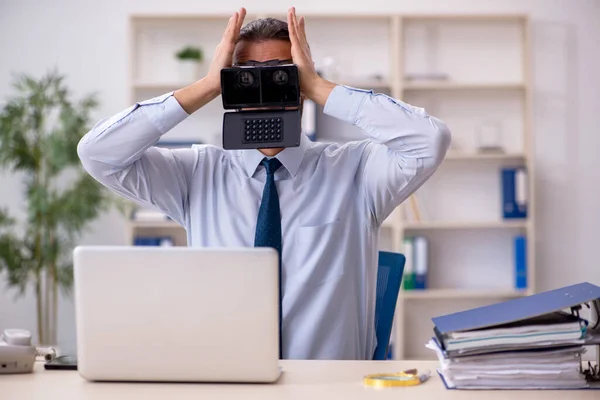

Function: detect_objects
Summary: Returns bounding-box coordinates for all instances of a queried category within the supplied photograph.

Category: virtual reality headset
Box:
[220,63,302,150]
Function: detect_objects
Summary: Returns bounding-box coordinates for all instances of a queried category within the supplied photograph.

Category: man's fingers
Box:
[235,7,246,35]
[299,16,306,38]
[298,16,309,49]
[223,12,238,43]
[292,9,309,52]
[291,7,304,51]
[291,7,300,35]
[287,8,300,47]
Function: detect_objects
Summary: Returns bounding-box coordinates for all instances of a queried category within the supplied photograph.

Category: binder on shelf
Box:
[429,282,600,389]
[514,235,527,289]
[402,237,415,290]
[134,236,174,246]
[413,236,428,289]
[501,167,527,219]
[401,236,428,290]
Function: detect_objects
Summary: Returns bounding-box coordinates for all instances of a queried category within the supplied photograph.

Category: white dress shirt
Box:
[77,85,451,360]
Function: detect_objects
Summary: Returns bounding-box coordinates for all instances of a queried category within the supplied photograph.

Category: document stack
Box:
[427,282,600,390]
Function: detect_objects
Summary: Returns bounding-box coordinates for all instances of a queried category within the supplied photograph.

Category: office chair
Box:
[372,251,406,360]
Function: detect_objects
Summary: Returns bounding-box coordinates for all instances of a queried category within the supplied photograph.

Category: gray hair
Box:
[236,18,290,43]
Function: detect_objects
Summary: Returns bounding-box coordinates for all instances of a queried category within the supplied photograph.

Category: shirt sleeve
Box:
[323,85,451,226]
[77,92,198,226]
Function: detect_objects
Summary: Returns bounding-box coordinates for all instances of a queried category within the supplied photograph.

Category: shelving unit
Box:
[395,14,533,360]
[127,13,533,361]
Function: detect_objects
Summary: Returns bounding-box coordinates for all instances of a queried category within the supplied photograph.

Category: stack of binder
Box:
[427,282,600,390]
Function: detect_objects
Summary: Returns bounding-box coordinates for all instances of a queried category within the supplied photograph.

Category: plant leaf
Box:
[56,262,74,296]
[0,69,117,301]
[52,172,110,236]
[0,233,30,295]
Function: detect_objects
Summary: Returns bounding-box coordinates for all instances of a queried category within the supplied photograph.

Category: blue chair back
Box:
[373,251,406,360]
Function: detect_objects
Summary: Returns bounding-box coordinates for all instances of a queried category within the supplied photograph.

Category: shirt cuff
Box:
[139,91,190,134]
[322,85,371,124]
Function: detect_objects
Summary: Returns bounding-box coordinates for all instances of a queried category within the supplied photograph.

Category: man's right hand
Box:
[205,7,247,93]
[174,8,246,114]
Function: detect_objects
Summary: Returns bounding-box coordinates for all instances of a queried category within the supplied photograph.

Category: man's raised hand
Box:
[205,7,247,93]
[287,7,335,107]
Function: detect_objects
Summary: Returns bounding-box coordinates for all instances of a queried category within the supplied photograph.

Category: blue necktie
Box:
[254,157,283,358]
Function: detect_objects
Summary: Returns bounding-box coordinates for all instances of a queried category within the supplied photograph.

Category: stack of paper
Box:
[437,312,587,355]
[428,339,588,389]
[426,282,600,390]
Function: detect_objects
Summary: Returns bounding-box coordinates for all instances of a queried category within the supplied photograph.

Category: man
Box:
[78,7,451,360]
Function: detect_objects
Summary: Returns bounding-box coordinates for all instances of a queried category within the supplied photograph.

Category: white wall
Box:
[1,0,599,355]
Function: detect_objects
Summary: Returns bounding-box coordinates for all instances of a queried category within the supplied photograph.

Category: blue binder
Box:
[501,167,527,219]
[514,235,527,289]
[433,282,600,335]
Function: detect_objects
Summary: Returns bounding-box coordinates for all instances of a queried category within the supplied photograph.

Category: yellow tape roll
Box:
[363,371,422,388]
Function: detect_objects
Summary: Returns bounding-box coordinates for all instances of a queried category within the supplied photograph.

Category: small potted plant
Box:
[176,45,203,83]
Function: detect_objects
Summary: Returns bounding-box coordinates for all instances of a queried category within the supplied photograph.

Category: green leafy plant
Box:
[0,70,119,345]
[175,46,203,62]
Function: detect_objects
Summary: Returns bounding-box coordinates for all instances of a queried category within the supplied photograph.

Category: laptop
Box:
[73,245,281,383]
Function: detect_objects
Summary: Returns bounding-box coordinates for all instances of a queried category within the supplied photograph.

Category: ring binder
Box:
[429,282,600,389]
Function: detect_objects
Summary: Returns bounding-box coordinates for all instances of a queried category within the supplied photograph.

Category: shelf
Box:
[133,82,190,91]
[402,81,525,90]
[444,152,526,161]
[340,79,391,89]
[401,288,528,299]
[403,220,528,230]
[402,14,528,22]
[129,220,182,229]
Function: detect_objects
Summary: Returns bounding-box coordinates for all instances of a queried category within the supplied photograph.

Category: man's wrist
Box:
[174,77,221,114]
[304,77,336,107]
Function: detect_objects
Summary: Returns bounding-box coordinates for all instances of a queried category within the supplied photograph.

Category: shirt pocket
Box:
[291,220,345,288]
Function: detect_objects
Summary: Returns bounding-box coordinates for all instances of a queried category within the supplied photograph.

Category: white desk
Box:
[1,360,598,400]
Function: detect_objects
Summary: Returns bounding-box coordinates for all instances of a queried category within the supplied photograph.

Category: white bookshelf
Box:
[127,13,534,361]
[395,14,533,360]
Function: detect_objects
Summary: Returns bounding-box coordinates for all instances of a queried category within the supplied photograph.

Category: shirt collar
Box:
[240,133,310,178]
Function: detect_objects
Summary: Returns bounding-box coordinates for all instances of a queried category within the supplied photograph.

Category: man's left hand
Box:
[287,7,336,107]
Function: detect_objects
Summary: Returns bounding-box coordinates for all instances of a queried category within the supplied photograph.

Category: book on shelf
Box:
[402,238,414,290]
[427,282,600,390]
[133,236,174,246]
[501,167,527,219]
[402,236,428,290]
[514,235,527,289]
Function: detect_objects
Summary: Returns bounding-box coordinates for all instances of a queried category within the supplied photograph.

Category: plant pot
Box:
[178,60,200,83]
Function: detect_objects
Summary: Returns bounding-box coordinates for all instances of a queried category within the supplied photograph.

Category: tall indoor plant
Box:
[0,70,116,345]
